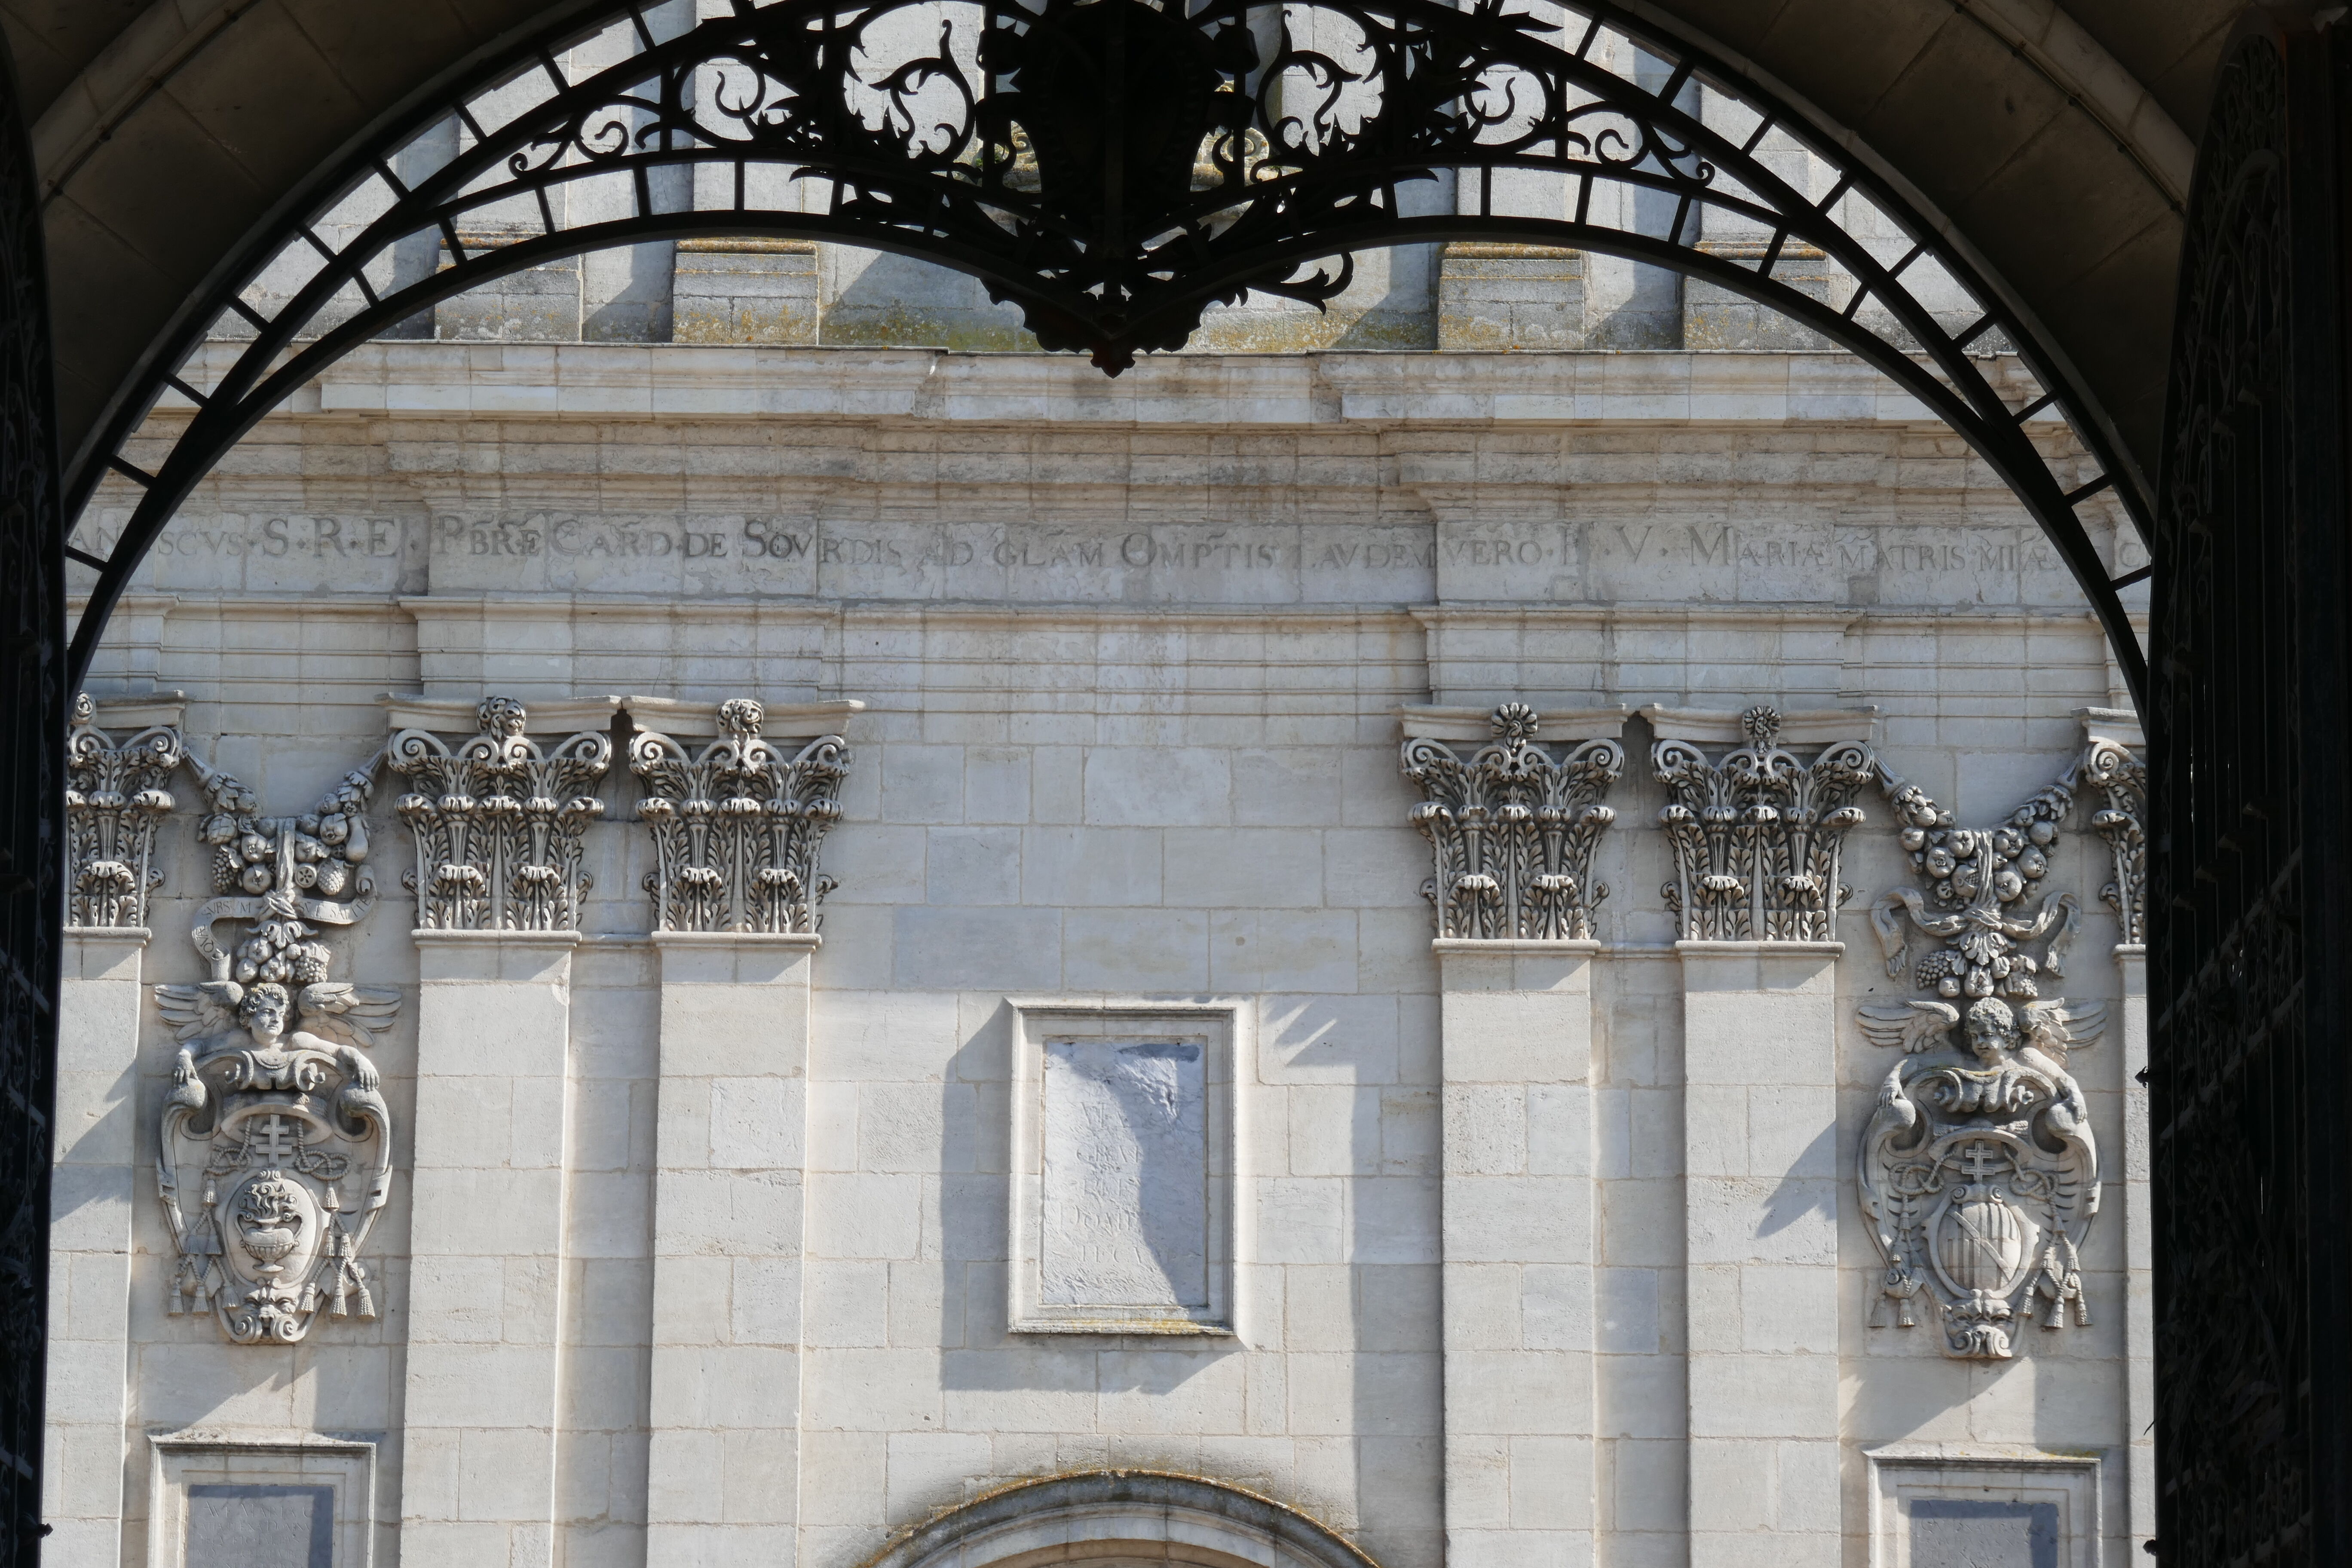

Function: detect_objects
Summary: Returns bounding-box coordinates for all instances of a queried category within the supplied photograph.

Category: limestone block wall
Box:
[56,345,2150,1568]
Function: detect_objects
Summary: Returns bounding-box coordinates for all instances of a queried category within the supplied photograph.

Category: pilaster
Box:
[398,928,582,1568]
[2117,943,2152,1554]
[644,930,818,1568]
[44,928,149,1568]
[1677,939,1843,1568]
[1435,938,1602,1568]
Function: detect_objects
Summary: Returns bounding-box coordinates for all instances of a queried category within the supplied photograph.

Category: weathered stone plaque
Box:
[1909,1499,2059,1568]
[1010,1001,1238,1334]
[1039,1040,1209,1312]
[186,1485,335,1568]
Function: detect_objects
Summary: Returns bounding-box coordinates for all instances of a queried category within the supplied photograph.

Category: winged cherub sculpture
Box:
[154,754,401,1346]
[1856,993,2104,1360]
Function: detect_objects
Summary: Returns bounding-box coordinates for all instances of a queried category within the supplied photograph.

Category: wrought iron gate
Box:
[0,31,64,1568]
[2150,11,2352,1563]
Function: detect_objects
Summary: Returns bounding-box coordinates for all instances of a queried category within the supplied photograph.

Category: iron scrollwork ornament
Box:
[517,0,1733,369]
[1402,703,1623,940]
[68,0,2153,725]
[154,758,399,1345]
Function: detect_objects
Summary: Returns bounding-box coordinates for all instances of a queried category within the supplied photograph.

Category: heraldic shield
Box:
[1857,994,2104,1359]
[155,760,400,1345]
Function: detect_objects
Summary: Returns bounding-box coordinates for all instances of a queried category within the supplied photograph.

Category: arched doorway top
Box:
[862,1470,1381,1568]
[19,0,2222,505]
[53,0,2156,708]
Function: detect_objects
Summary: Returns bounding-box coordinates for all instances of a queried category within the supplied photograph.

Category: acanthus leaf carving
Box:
[157,752,398,1345]
[388,696,612,932]
[2080,736,2147,945]
[629,698,849,934]
[1401,702,1623,941]
[1858,994,2105,1360]
[66,690,184,929]
[1651,705,1873,943]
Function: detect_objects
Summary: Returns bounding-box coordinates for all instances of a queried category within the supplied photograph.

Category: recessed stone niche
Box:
[147,1433,374,1568]
[1007,999,1241,1335]
[1865,1448,2098,1568]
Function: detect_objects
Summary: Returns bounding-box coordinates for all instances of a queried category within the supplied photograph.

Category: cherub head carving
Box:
[237,982,291,1044]
[1964,996,2019,1063]
[718,698,765,738]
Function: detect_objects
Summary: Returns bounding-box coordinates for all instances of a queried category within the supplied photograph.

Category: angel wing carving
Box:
[154,980,243,1042]
[2019,998,2106,1070]
[294,983,404,1051]
[1858,999,1961,1054]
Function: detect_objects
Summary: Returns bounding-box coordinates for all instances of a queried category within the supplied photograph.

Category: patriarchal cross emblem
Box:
[1857,994,2103,1359]
[154,758,400,1345]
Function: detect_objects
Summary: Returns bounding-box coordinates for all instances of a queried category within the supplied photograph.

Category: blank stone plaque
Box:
[1009,1001,1236,1334]
[1909,1498,2060,1568]
[1040,1040,1208,1311]
[186,1484,336,1568]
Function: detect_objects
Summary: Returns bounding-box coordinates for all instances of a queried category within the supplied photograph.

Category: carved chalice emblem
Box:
[236,1172,304,1277]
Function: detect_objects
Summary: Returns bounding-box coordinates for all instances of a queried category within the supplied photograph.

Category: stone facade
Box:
[54,339,2150,1568]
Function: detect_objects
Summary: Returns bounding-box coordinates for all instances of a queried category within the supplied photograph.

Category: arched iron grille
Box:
[58,0,2151,702]
[2148,12,2352,1562]
[0,37,65,1568]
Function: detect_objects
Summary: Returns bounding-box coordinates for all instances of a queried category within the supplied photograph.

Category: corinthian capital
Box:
[1399,702,1626,941]
[2076,712,2147,946]
[387,696,612,932]
[629,698,850,935]
[1646,704,1876,943]
[66,691,187,930]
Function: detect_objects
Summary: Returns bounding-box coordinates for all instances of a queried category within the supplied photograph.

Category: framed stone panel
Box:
[1865,1447,2099,1568]
[1007,999,1242,1335]
[148,1433,375,1568]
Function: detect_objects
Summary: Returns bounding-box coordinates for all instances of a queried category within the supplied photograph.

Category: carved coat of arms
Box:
[1857,995,2104,1359]
[1856,762,2110,1359]
[155,760,400,1344]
